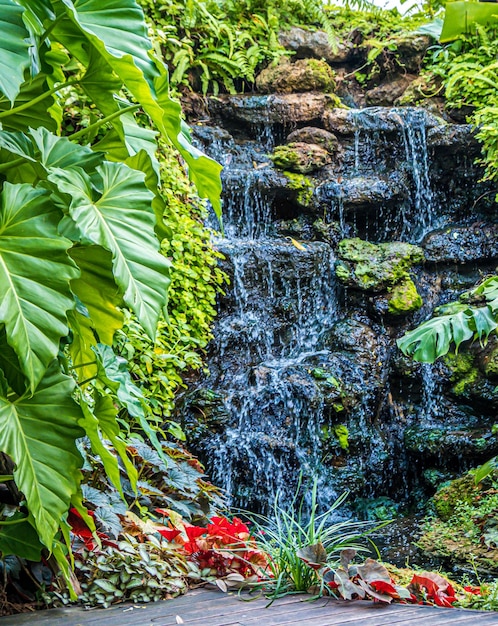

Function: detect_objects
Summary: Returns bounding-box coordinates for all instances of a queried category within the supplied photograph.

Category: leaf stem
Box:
[0,475,14,481]
[0,79,80,120]
[68,104,140,141]
[0,517,29,526]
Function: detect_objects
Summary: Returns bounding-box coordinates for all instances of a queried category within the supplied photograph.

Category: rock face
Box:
[278,27,352,64]
[255,58,336,94]
[184,37,498,515]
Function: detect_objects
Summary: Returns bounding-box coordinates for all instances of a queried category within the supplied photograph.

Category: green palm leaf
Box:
[49,163,170,338]
[0,364,84,549]
[0,183,78,392]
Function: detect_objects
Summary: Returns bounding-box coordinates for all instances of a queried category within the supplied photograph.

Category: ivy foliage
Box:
[115,142,226,432]
[0,0,221,584]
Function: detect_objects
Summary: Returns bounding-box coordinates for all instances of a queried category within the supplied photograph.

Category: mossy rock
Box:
[286,127,339,154]
[387,276,423,315]
[432,472,481,521]
[271,142,332,174]
[444,351,479,396]
[335,237,424,292]
[256,58,336,94]
[282,171,315,206]
[481,342,498,379]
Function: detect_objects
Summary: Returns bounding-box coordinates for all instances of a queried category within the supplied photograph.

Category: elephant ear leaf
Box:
[0,364,84,550]
[0,183,78,393]
[0,0,31,104]
[49,163,170,338]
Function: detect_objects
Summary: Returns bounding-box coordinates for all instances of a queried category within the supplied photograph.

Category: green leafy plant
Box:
[245,481,385,598]
[0,0,221,585]
[298,547,458,606]
[397,276,498,363]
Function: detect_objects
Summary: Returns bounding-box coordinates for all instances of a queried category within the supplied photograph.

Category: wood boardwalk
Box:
[2,588,498,626]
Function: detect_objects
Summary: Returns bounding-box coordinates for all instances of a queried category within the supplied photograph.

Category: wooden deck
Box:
[2,588,498,626]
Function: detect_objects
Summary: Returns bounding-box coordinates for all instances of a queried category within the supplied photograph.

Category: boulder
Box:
[323,106,441,136]
[286,126,339,153]
[270,142,332,174]
[278,27,352,64]
[335,237,424,292]
[255,58,336,94]
[423,223,498,264]
[209,93,338,126]
[427,124,479,152]
[365,74,417,106]
[317,175,407,211]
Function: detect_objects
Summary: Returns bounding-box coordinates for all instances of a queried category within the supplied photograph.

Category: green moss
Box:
[306,58,336,92]
[387,276,423,315]
[432,472,479,521]
[283,171,314,207]
[271,142,330,174]
[335,237,424,292]
[483,344,498,378]
[333,424,349,451]
[444,352,479,396]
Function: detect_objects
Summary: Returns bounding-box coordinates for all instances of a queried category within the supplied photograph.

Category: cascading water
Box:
[185,98,497,514]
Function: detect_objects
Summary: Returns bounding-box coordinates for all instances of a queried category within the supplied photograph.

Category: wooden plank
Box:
[1,589,496,626]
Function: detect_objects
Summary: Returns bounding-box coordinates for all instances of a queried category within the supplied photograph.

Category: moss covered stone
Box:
[444,352,479,396]
[432,472,480,521]
[387,276,423,315]
[271,142,331,174]
[335,237,424,292]
[256,58,336,94]
[282,171,315,206]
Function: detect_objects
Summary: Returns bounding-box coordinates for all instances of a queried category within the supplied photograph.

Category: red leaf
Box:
[370,580,399,596]
[463,586,481,595]
[157,527,182,541]
[185,525,207,540]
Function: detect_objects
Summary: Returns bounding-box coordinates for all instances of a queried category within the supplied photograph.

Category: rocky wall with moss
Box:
[171,9,498,517]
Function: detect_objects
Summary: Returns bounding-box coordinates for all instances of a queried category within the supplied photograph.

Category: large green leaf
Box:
[50,0,222,220]
[69,246,124,346]
[49,163,170,338]
[0,182,78,392]
[0,127,104,184]
[55,0,157,85]
[0,73,59,132]
[68,246,124,383]
[0,0,31,104]
[397,310,473,362]
[440,2,498,42]
[0,364,84,549]
[0,513,43,560]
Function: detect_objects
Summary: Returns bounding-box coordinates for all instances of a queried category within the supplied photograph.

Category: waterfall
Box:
[187,97,495,513]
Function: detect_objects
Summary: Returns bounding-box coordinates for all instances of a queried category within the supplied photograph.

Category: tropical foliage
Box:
[0,0,222,585]
[141,0,338,94]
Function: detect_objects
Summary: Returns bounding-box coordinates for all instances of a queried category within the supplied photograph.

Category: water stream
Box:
[187,101,497,515]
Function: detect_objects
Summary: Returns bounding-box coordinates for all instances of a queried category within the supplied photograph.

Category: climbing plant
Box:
[0,0,221,583]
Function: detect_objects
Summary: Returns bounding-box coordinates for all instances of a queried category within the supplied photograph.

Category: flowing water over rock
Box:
[182,97,498,515]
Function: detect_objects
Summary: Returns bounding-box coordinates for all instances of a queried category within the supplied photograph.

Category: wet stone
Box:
[365,75,417,107]
[208,93,336,127]
[286,126,339,153]
[271,141,332,173]
[423,223,498,264]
